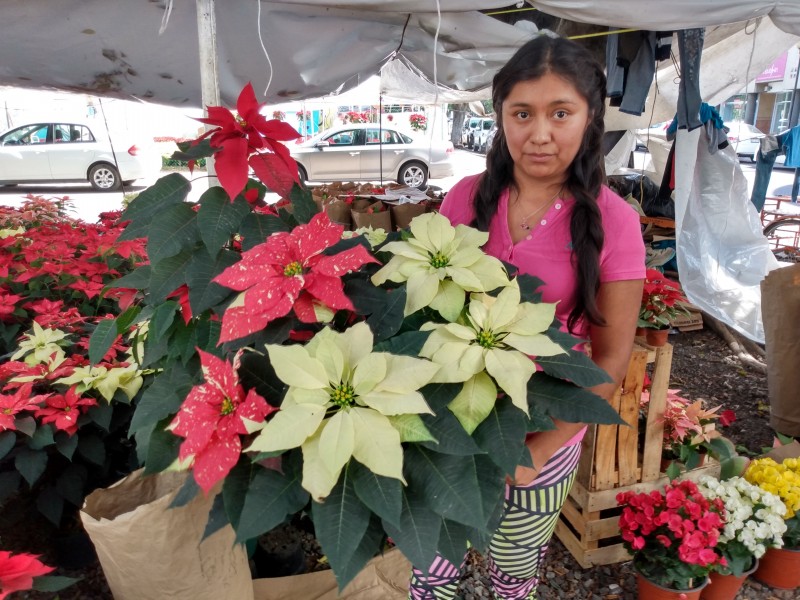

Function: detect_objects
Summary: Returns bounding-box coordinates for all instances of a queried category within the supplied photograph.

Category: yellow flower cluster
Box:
[745,457,800,519]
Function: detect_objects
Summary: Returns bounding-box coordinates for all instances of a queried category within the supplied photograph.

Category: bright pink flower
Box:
[214,212,377,343]
[656,534,672,548]
[170,349,276,493]
[0,551,54,599]
[719,409,736,426]
[0,290,23,322]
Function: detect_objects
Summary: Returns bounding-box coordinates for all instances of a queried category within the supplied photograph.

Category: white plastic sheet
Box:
[673,128,782,342]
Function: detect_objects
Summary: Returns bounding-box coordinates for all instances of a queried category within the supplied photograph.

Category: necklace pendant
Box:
[520,222,530,230]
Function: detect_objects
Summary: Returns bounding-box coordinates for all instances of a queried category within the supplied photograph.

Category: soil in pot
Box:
[252,522,307,578]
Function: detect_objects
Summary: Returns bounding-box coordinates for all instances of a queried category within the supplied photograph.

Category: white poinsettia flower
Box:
[419,280,565,433]
[10,321,68,365]
[370,212,510,322]
[247,322,439,501]
[55,363,143,402]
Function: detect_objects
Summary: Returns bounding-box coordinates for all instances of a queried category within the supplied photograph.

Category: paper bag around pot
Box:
[324,199,353,230]
[252,547,410,600]
[351,204,392,232]
[388,202,427,230]
[80,468,253,600]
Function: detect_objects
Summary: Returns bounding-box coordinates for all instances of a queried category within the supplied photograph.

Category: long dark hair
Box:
[473,35,607,332]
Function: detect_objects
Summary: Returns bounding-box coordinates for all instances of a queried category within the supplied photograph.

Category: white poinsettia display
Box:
[419,280,565,433]
[370,212,510,322]
[247,322,440,500]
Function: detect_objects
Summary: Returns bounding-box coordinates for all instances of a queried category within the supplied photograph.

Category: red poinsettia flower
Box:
[0,383,50,431]
[0,290,23,322]
[0,551,54,599]
[170,349,276,493]
[718,409,736,427]
[213,212,378,343]
[167,284,193,325]
[195,82,301,202]
[35,386,97,436]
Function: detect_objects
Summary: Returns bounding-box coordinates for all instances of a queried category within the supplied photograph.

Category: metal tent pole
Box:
[196,0,220,180]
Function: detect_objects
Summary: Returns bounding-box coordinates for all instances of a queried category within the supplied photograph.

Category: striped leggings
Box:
[407,443,581,600]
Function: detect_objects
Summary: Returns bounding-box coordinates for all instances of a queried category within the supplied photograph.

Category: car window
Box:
[1,124,49,145]
[326,130,360,146]
[365,129,401,144]
[400,133,413,143]
[482,120,494,131]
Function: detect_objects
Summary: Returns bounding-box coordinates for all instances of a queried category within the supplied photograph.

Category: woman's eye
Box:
[516,111,529,119]
[554,110,568,119]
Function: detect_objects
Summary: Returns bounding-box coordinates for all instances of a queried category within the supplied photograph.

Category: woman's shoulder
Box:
[596,184,641,224]
[440,173,484,223]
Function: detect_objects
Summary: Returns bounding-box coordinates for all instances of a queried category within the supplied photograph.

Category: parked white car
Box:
[0,122,160,190]
[726,121,764,163]
[289,123,454,188]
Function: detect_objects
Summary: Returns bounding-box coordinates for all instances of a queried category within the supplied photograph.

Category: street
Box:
[0,150,794,223]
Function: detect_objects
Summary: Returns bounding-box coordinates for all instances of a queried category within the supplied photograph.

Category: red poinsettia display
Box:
[638,268,690,329]
[195,82,301,201]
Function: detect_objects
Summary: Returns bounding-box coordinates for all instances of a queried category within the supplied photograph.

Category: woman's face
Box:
[501,72,591,186]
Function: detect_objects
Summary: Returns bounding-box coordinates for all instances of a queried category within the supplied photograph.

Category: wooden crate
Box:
[553,340,721,567]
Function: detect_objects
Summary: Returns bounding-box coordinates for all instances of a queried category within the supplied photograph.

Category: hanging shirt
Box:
[781,125,800,168]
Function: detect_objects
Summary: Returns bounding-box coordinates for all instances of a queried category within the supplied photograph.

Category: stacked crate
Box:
[553,340,720,568]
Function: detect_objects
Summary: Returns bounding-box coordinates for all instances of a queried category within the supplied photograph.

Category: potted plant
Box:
[409,113,427,132]
[85,82,624,593]
[744,456,800,589]
[638,268,691,346]
[617,479,727,598]
[696,475,787,599]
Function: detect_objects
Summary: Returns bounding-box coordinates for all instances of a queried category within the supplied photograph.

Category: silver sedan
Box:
[289,124,454,188]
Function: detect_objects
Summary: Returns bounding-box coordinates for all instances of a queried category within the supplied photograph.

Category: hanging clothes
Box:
[606,30,672,116]
[674,28,705,132]
[667,103,728,155]
[750,128,798,210]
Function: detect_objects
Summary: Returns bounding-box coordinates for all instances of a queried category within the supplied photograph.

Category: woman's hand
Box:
[506,464,539,486]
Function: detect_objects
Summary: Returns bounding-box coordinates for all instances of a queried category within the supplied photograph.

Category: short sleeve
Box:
[439,174,481,226]
[598,186,646,283]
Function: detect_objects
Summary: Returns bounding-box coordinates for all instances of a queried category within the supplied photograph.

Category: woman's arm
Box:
[512,278,644,485]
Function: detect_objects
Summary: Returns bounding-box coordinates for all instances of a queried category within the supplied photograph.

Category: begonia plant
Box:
[93,82,627,589]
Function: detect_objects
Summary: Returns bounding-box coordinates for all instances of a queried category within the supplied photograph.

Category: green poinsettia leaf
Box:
[88,319,119,365]
[55,463,88,506]
[31,575,82,592]
[0,431,14,461]
[381,485,441,569]
[515,271,546,302]
[105,264,152,291]
[146,202,200,265]
[437,518,472,566]
[149,248,193,304]
[527,373,626,425]
[312,464,372,586]
[169,475,201,509]
[404,445,486,530]
[350,460,402,528]
[331,514,385,592]
[174,138,216,160]
[196,187,251,255]
[142,425,178,474]
[473,396,528,476]
[419,405,484,456]
[373,330,431,356]
[236,352,286,406]
[187,248,241,315]
[28,424,55,450]
[15,447,47,486]
[239,212,291,251]
[129,366,194,434]
[54,432,78,461]
[536,349,612,388]
[367,287,406,342]
[289,182,319,224]
[202,493,230,540]
[344,275,391,316]
[235,463,309,543]
[544,326,587,352]
[222,459,255,531]
[119,173,191,240]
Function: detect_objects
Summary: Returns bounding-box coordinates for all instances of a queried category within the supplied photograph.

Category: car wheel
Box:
[297,164,308,184]
[89,163,121,191]
[398,161,428,189]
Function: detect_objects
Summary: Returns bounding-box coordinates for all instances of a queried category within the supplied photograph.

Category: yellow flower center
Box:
[429,251,450,269]
[236,115,248,127]
[3,408,12,415]
[330,383,356,408]
[476,329,497,349]
[284,261,303,277]
[220,397,235,416]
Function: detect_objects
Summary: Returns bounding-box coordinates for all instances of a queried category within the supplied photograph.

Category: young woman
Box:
[408,35,645,600]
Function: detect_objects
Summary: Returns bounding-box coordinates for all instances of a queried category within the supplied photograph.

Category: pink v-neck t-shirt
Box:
[439,173,646,446]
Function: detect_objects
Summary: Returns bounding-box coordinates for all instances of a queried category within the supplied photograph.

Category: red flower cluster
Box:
[617,479,727,588]
[0,550,54,599]
[639,268,689,328]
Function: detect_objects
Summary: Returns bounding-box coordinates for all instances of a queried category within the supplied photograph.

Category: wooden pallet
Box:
[553,341,721,567]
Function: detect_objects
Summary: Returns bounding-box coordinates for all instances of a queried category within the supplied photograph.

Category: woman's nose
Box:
[528,119,551,145]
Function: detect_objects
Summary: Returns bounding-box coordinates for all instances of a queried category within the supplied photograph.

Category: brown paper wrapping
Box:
[389,202,427,230]
[80,469,253,600]
[761,263,800,436]
[252,548,410,600]
[325,199,353,230]
[351,204,392,231]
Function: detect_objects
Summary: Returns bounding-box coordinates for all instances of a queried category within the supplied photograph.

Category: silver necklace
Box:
[518,186,563,230]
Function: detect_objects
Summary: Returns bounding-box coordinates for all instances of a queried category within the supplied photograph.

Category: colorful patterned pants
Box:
[407,443,581,600]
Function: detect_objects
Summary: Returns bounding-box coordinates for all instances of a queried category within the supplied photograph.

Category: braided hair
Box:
[472,35,607,332]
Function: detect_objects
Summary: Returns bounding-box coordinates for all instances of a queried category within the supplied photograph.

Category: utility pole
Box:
[196,0,220,180]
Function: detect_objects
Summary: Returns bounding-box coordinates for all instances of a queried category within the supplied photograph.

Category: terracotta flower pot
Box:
[636,326,648,337]
[753,546,800,590]
[700,559,758,600]
[636,571,708,600]
[646,327,670,347]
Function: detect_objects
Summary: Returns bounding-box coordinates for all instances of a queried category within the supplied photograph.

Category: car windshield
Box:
[1,124,48,145]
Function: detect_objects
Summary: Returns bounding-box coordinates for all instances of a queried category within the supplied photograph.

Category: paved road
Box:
[0,149,792,223]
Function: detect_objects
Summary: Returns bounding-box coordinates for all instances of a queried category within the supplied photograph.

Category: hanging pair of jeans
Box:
[675,29,705,131]
[750,146,781,212]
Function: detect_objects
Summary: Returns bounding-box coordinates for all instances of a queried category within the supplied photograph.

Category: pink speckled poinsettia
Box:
[213,212,377,343]
[170,349,276,493]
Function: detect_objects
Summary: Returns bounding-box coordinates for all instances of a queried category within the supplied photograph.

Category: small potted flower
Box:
[744,457,800,589]
[697,475,787,599]
[617,478,727,598]
[638,268,691,346]
[409,113,427,132]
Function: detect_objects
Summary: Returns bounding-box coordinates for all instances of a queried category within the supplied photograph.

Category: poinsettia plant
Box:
[0,197,147,526]
[0,550,77,598]
[638,268,691,329]
[93,82,626,589]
